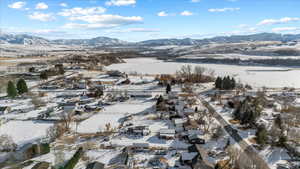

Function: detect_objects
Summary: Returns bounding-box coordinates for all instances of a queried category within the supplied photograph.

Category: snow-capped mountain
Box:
[1,33,300,46]
[0,33,50,45]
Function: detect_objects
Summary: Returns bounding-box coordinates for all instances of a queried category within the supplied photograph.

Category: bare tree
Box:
[0,134,17,152]
[194,66,206,82]
[176,65,193,82]
[197,109,214,133]
[46,124,64,143]
[60,112,74,132]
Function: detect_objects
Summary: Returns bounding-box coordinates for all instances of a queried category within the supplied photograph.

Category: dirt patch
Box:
[229,119,240,125]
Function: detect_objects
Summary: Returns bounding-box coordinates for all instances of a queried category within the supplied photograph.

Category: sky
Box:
[1,0,300,42]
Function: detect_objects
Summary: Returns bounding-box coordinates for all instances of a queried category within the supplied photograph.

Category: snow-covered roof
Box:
[181,152,198,161]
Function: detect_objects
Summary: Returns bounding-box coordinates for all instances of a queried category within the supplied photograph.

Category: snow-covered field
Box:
[0,120,53,147]
[77,99,155,133]
[108,58,300,88]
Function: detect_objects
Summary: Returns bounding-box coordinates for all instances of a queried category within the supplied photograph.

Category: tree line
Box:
[215,76,236,90]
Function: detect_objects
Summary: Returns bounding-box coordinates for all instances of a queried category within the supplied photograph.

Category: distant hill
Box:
[0,33,50,45]
[1,32,300,46]
[138,33,300,46]
[0,33,128,46]
[52,36,128,46]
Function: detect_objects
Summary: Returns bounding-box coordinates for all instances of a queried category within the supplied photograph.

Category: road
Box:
[199,97,271,169]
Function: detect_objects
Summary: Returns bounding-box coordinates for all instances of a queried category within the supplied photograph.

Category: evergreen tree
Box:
[7,81,17,98]
[231,77,236,89]
[256,125,268,145]
[215,76,236,90]
[16,79,28,95]
[223,76,230,90]
[166,84,171,94]
[40,71,48,80]
[215,77,222,89]
[156,95,164,105]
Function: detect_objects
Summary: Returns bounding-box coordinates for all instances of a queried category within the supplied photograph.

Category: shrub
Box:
[0,134,17,152]
[255,125,268,145]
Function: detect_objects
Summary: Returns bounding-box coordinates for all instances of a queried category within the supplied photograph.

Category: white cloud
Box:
[157,11,168,17]
[272,27,298,32]
[180,11,193,16]
[107,28,159,33]
[63,14,143,29]
[58,7,106,17]
[258,17,300,26]
[35,2,48,10]
[237,24,248,28]
[105,0,136,6]
[28,12,55,22]
[69,14,143,24]
[60,3,68,7]
[8,1,26,9]
[191,0,201,3]
[208,7,240,12]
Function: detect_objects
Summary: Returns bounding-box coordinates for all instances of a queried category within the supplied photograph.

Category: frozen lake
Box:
[108,58,300,88]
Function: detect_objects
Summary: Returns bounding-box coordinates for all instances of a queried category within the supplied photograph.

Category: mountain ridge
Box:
[1,32,300,46]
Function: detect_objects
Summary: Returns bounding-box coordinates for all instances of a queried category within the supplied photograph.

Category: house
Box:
[132,143,150,151]
[0,106,11,115]
[108,148,128,166]
[183,108,195,115]
[40,85,60,90]
[75,80,87,89]
[130,91,152,98]
[180,152,198,166]
[191,145,214,169]
[57,93,79,99]
[20,72,41,80]
[107,70,124,77]
[188,134,205,144]
[127,126,150,136]
[158,129,175,139]
[59,101,78,112]
[84,105,102,112]
[79,98,95,105]
[173,118,188,127]
[86,162,105,169]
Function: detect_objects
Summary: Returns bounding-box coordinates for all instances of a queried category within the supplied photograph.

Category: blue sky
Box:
[1,0,300,41]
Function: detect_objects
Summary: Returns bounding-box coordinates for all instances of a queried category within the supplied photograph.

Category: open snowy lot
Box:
[0,120,53,147]
[77,99,155,133]
[108,58,300,88]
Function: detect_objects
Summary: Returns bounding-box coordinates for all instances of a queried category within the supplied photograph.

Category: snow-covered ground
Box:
[0,120,53,147]
[77,99,155,133]
[108,58,300,88]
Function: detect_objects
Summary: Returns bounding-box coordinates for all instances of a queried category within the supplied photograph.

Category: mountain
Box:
[138,33,300,46]
[0,33,128,46]
[138,38,200,46]
[1,32,300,46]
[0,33,50,45]
[52,36,128,46]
